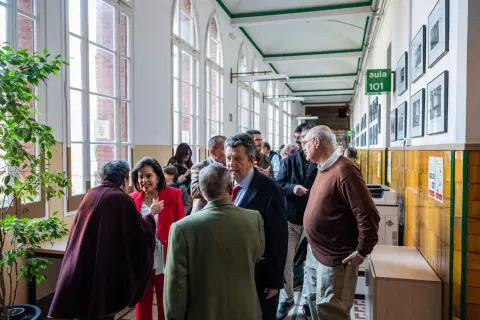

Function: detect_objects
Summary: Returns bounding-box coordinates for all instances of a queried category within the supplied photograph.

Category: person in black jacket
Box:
[226,133,288,320]
[275,123,317,319]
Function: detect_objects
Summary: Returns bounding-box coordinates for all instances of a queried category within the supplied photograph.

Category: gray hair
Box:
[225,133,256,161]
[100,160,130,187]
[308,125,337,147]
[199,163,232,199]
[281,144,298,158]
[208,135,226,150]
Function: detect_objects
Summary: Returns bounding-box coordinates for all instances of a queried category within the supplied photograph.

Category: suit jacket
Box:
[258,152,274,178]
[276,150,318,225]
[237,169,288,290]
[164,199,265,320]
[190,158,214,213]
[130,187,185,258]
[49,182,156,320]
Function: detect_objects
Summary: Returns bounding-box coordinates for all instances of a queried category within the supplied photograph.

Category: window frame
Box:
[251,58,260,130]
[283,89,292,145]
[172,0,200,163]
[65,0,134,213]
[237,46,249,133]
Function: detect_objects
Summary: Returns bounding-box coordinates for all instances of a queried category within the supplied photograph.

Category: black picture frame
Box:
[410,89,425,138]
[390,108,397,142]
[397,52,408,96]
[397,102,407,140]
[428,0,450,68]
[411,25,426,83]
[427,71,449,135]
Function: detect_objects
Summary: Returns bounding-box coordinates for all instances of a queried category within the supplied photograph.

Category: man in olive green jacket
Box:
[164,163,265,320]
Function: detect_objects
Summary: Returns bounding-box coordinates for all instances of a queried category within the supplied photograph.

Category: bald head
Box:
[199,163,232,201]
[305,125,337,147]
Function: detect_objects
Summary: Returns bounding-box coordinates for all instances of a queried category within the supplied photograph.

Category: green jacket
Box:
[164,199,265,320]
[258,152,274,178]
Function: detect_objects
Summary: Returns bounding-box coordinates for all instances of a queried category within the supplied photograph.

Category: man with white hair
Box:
[164,163,265,320]
[302,125,380,319]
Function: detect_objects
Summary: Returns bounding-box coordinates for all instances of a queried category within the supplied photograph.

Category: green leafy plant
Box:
[0,43,71,319]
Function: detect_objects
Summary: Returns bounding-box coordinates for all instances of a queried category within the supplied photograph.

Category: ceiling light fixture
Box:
[230,68,289,83]
[262,93,304,103]
[296,116,319,120]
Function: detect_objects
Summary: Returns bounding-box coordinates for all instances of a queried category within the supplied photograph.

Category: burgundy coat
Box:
[48,182,156,320]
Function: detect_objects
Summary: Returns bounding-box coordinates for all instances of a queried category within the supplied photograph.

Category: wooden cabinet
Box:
[366,245,441,320]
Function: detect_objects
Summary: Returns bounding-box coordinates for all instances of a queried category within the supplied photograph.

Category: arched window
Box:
[172,0,200,162]
[251,57,260,130]
[283,88,292,144]
[66,0,133,212]
[266,82,280,149]
[206,16,223,143]
[237,45,249,132]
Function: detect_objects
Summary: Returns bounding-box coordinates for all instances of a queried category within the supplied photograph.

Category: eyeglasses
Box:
[301,137,317,145]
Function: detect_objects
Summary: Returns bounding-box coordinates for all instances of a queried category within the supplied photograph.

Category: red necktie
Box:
[231,185,241,203]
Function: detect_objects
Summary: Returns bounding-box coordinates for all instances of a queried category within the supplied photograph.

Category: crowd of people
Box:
[48,124,379,320]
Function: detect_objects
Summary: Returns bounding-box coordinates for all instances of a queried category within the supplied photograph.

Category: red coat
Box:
[130,187,185,258]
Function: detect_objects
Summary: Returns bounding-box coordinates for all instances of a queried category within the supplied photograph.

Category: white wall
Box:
[352,0,468,149]
[133,0,303,148]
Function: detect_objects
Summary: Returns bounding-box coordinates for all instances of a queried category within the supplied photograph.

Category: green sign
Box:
[346,130,354,136]
[365,69,391,94]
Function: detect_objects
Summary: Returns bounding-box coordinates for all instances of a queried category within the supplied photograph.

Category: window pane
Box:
[89,95,115,142]
[173,46,179,79]
[181,115,192,144]
[172,2,179,36]
[17,14,34,53]
[181,83,192,114]
[120,13,128,56]
[121,102,128,142]
[121,145,129,162]
[69,36,83,89]
[210,94,217,121]
[182,0,192,15]
[210,70,218,97]
[120,57,128,99]
[71,143,85,194]
[209,120,218,137]
[88,0,114,50]
[90,144,115,187]
[0,5,7,46]
[68,0,81,35]
[173,112,180,144]
[180,11,193,45]
[206,65,210,93]
[70,90,83,141]
[17,0,34,14]
[181,51,192,83]
[173,79,179,111]
[89,44,115,96]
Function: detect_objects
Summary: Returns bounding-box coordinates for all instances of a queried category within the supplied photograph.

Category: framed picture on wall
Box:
[411,25,426,83]
[428,0,449,67]
[411,89,425,137]
[390,108,397,142]
[427,71,449,135]
[397,52,408,96]
[397,102,407,140]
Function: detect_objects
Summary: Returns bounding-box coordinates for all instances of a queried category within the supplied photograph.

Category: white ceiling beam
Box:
[284,75,357,83]
[292,90,353,96]
[231,6,371,27]
[263,51,361,62]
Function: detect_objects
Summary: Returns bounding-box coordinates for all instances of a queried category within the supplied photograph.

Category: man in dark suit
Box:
[225,133,288,320]
[276,123,318,319]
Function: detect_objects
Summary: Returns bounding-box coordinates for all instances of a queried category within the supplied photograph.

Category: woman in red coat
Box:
[130,157,185,320]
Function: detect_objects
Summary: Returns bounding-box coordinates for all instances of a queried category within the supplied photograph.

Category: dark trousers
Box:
[103,316,115,320]
[256,285,280,320]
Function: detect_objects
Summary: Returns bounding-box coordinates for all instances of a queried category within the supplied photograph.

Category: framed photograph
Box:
[397,102,407,140]
[411,89,425,137]
[411,26,426,83]
[427,71,449,135]
[397,52,408,96]
[390,108,397,142]
[428,0,449,67]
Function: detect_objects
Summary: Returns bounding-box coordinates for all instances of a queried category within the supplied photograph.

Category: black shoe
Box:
[302,304,312,320]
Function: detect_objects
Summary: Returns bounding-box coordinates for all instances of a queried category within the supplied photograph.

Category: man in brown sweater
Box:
[302,125,380,320]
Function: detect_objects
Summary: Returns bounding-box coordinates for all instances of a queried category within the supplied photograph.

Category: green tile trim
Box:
[302,101,350,105]
[285,84,294,93]
[264,48,363,58]
[461,151,469,319]
[449,151,455,320]
[239,27,265,56]
[269,63,279,74]
[292,81,357,93]
[302,94,353,97]
[289,73,357,79]
[361,16,370,50]
[218,0,373,19]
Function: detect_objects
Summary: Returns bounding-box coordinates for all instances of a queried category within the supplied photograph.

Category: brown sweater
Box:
[303,156,380,267]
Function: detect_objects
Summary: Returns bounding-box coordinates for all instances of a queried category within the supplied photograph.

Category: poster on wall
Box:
[435,157,444,202]
[428,156,444,202]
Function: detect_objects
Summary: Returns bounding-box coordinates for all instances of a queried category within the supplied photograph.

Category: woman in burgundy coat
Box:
[130,157,185,320]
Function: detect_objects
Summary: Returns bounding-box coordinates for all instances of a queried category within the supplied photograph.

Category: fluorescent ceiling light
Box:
[267,97,305,102]
[296,116,318,120]
[238,74,289,82]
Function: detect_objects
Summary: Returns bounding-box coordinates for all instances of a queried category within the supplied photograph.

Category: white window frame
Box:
[65,0,134,211]
[237,46,249,133]
[283,89,292,145]
[172,0,200,162]
[206,16,223,145]
[251,57,260,129]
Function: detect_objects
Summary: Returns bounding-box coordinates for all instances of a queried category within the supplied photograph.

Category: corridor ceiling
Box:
[218,0,375,106]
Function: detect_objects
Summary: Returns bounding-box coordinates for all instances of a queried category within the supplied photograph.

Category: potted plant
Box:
[0,43,71,319]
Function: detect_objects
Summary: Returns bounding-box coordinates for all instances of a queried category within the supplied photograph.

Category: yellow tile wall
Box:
[468,151,480,319]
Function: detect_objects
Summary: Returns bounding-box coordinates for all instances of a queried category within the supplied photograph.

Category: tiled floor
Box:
[119,290,367,320]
